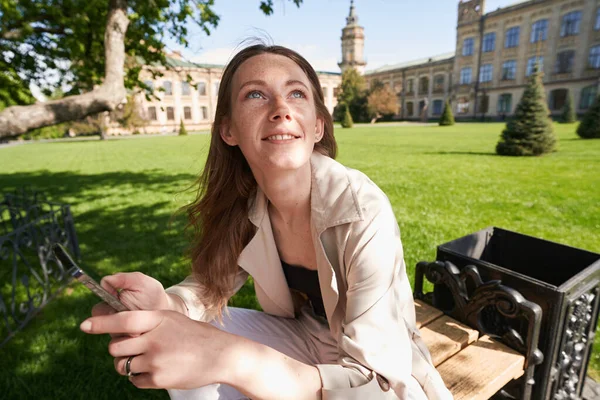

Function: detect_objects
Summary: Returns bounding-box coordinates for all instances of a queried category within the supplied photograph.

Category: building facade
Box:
[365,0,600,120]
[339,0,367,74]
[108,53,341,135]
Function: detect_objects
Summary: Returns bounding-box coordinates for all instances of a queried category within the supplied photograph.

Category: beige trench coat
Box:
[166,152,453,400]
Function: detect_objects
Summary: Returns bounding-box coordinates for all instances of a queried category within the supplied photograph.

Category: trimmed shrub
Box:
[560,92,576,123]
[439,100,455,126]
[179,119,188,136]
[577,95,600,139]
[496,68,556,156]
[341,104,354,128]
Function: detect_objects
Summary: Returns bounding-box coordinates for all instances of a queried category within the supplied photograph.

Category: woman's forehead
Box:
[233,53,309,86]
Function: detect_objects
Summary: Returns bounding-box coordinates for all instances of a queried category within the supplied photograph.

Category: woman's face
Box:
[221,53,324,175]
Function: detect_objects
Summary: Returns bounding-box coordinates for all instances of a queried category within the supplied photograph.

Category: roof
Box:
[485,0,546,19]
[365,52,455,75]
[137,56,340,76]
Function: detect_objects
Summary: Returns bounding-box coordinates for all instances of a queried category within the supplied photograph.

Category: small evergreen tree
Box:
[560,92,576,123]
[439,100,455,126]
[178,119,188,136]
[496,67,556,156]
[577,95,600,139]
[341,104,354,128]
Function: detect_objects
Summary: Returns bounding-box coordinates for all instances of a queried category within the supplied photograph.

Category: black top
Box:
[281,260,327,318]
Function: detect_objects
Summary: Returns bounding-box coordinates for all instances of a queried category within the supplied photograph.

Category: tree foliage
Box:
[367,80,397,122]
[439,100,455,126]
[0,0,303,137]
[560,92,576,123]
[576,95,600,139]
[340,104,353,128]
[334,68,369,123]
[179,118,188,135]
[496,68,556,156]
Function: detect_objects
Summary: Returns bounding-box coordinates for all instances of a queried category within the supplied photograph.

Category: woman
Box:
[81,44,452,400]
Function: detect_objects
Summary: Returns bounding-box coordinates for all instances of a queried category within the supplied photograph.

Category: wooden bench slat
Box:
[436,335,525,400]
[419,315,479,366]
[414,299,443,328]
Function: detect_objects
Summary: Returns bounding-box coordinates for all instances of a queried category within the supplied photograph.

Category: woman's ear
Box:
[219,119,238,146]
[315,117,325,142]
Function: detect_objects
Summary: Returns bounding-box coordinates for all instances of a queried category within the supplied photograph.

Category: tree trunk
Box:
[0,0,129,139]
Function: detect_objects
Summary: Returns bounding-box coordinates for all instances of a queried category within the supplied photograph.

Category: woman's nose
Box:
[269,97,292,122]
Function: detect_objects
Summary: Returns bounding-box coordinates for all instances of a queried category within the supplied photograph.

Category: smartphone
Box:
[52,243,129,312]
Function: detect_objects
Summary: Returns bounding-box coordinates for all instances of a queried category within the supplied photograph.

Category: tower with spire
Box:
[338,0,366,74]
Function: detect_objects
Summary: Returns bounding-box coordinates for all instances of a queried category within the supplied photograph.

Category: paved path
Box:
[583,376,599,400]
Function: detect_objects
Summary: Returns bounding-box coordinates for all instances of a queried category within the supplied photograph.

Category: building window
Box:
[463,37,475,56]
[460,67,472,84]
[479,64,493,83]
[501,60,517,80]
[181,81,191,96]
[498,94,512,114]
[549,89,568,111]
[201,106,208,120]
[418,100,426,115]
[432,100,443,116]
[147,106,157,121]
[184,106,192,120]
[406,79,414,94]
[595,8,600,30]
[580,85,598,109]
[144,80,154,95]
[163,81,172,96]
[505,27,520,48]
[555,51,575,74]
[166,107,174,120]
[482,32,496,53]
[589,45,600,69]
[406,102,414,117]
[530,19,548,43]
[198,82,207,96]
[433,75,444,92]
[213,81,220,96]
[419,76,429,94]
[560,11,582,37]
[457,97,469,114]
[526,56,544,76]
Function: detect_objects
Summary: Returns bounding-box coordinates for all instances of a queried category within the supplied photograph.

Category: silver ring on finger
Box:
[125,355,137,377]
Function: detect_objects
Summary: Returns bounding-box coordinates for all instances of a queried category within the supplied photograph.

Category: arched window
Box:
[419,77,429,94]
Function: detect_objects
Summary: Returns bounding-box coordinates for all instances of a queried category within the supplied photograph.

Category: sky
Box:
[165,0,521,73]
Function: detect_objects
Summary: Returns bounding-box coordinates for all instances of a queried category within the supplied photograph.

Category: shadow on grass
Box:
[425,151,496,156]
[0,170,259,399]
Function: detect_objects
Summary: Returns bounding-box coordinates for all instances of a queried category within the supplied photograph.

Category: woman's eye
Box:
[246,91,263,99]
[290,90,305,99]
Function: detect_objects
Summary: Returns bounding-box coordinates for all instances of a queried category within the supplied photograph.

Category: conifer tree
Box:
[341,104,354,128]
[577,95,600,139]
[439,100,455,126]
[179,119,188,136]
[496,67,556,156]
[560,92,576,123]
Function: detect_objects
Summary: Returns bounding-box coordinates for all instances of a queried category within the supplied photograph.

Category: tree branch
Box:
[1,27,66,41]
[0,0,129,138]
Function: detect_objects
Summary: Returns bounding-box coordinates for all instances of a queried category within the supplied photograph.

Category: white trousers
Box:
[168,305,338,400]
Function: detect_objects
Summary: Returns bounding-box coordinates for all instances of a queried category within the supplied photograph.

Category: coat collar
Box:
[247,151,364,233]
[238,151,364,318]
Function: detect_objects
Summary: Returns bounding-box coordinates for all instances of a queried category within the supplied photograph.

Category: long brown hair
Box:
[185,44,337,320]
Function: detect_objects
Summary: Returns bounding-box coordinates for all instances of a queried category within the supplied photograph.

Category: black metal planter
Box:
[419,227,600,400]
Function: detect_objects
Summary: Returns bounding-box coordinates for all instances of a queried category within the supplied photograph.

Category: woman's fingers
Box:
[91,302,117,317]
[80,310,163,335]
[100,272,145,295]
[114,354,150,377]
[108,335,147,358]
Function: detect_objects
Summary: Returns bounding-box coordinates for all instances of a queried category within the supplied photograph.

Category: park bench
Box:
[415,299,526,400]
[414,260,544,400]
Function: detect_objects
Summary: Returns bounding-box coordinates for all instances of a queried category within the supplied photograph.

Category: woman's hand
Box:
[80,310,236,390]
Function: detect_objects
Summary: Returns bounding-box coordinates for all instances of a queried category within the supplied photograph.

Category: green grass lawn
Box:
[0,123,598,399]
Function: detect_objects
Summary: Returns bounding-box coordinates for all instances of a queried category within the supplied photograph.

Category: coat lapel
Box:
[237,188,294,318]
